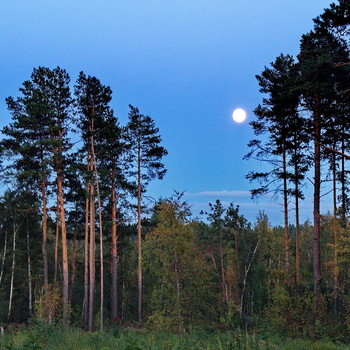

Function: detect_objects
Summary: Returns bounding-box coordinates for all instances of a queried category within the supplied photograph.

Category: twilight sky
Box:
[0,0,332,225]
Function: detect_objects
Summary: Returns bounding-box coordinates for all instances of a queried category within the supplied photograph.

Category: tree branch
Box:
[320,143,350,160]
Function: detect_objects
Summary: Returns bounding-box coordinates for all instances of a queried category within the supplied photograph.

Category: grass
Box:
[0,324,350,350]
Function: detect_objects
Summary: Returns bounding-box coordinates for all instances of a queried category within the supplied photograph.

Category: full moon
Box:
[232,108,247,123]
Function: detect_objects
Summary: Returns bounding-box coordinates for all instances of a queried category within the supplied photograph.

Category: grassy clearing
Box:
[0,325,349,350]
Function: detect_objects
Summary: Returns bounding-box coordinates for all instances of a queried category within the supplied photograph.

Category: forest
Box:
[0,1,350,349]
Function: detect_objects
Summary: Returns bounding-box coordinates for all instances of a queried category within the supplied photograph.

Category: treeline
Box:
[0,0,350,340]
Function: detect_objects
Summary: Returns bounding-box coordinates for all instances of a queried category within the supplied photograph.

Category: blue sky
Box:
[0,0,332,225]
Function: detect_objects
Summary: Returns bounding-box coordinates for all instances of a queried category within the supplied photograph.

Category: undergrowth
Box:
[0,324,349,350]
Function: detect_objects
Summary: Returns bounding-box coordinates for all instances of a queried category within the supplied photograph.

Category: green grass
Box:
[0,324,350,350]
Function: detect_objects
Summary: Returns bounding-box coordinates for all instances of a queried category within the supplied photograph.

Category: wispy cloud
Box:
[187,190,251,197]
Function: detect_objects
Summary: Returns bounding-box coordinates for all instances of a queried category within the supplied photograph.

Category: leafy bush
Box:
[34,284,62,325]
[266,286,316,338]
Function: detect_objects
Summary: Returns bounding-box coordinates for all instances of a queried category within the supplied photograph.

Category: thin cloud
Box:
[187,190,251,197]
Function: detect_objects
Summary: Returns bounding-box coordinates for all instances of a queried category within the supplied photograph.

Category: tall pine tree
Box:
[126,105,167,324]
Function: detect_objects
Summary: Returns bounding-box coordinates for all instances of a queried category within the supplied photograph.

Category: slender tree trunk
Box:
[54,198,60,285]
[83,189,90,327]
[8,222,18,319]
[341,136,346,223]
[0,226,8,286]
[313,98,322,302]
[137,147,143,324]
[98,196,104,330]
[234,230,240,275]
[293,130,301,291]
[332,152,339,317]
[219,233,229,303]
[174,255,182,335]
[294,155,301,292]
[282,148,290,282]
[57,156,69,324]
[110,168,118,320]
[89,177,96,332]
[27,224,33,316]
[91,142,104,330]
[87,106,97,332]
[41,168,49,289]
[121,273,126,322]
[240,237,261,316]
[69,224,77,305]
[209,248,220,278]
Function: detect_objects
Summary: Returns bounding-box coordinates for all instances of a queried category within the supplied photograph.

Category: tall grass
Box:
[0,324,349,350]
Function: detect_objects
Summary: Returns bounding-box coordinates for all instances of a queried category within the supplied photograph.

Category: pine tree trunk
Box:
[91,143,104,330]
[54,198,60,285]
[27,225,33,316]
[137,147,143,324]
[294,154,301,292]
[57,159,69,325]
[41,168,49,289]
[69,225,77,305]
[89,178,96,331]
[341,136,346,223]
[293,130,301,291]
[88,106,96,332]
[313,97,322,303]
[110,168,118,320]
[83,191,90,327]
[282,148,290,283]
[332,152,339,317]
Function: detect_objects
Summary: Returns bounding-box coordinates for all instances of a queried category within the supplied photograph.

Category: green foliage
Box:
[2,324,350,350]
[144,194,217,332]
[126,104,168,187]
[34,284,62,325]
[219,300,240,329]
[265,287,315,338]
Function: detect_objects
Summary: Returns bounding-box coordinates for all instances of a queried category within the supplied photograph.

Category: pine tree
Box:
[126,105,167,324]
[44,67,73,324]
[74,72,116,330]
[4,68,53,290]
[298,27,349,302]
[3,67,73,323]
[95,113,132,321]
[246,54,301,285]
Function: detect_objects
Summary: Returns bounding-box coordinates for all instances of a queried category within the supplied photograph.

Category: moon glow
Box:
[232,108,247,123]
